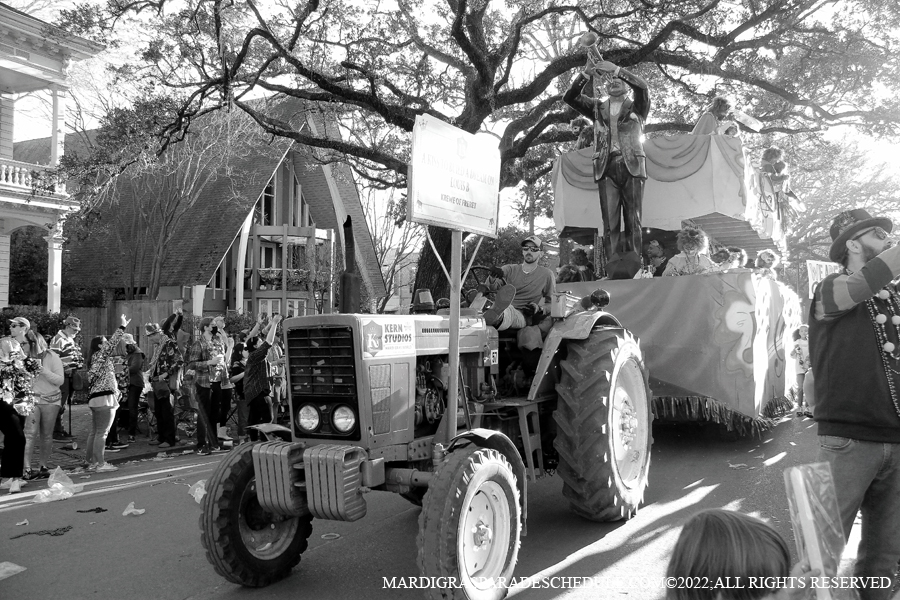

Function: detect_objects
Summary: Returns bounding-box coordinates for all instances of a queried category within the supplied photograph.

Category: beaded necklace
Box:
[862,283,900,419]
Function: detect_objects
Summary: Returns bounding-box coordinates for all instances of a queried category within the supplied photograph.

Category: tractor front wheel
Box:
[200,443,313,587]
[553,327,652,521]
[417,446,521,600]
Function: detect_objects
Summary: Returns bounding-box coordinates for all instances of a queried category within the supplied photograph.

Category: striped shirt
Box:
[50,329,84,373]
[813,244,900,321]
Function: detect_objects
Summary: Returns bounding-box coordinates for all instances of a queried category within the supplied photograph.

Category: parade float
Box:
[552,132,803,435]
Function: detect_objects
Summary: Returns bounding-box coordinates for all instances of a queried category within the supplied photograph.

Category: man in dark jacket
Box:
[564,56,650,278]
[809,208,900,599]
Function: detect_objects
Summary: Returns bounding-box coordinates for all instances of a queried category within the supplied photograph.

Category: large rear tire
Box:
[553,327,652,521]
[200,443,313,587]
[417,446,521,600]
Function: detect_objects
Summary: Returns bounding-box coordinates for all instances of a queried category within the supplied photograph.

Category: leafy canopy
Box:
[57,0,900,194]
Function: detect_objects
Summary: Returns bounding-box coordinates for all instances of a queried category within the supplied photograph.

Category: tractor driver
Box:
[481,235,556,332]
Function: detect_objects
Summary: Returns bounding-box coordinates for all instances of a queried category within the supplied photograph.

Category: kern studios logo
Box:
[362,320,383,356]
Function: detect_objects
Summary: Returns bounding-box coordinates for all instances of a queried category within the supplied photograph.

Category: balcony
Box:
[246,268,332,292]
[0,158,64,197]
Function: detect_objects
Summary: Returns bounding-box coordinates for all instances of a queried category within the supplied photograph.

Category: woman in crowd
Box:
[22,328,64,480]
[0,321,34,493]
[667,509,818,600]
[663,226,716,276]
[85,314,129,473]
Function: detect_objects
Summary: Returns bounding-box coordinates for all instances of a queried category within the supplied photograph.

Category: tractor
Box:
[199,277,653,600]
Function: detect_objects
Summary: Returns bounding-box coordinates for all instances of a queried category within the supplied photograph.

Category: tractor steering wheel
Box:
[462,266,506,306]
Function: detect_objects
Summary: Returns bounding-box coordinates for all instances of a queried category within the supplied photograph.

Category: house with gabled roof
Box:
[15,96,385,316]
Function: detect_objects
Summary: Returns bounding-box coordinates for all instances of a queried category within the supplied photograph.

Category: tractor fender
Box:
[528,310,623,401]
[447,428,528,534]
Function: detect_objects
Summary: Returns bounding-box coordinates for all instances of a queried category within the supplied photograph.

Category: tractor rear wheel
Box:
[553,327,652,521]
[200,443,313,586]
[417,446,521,600]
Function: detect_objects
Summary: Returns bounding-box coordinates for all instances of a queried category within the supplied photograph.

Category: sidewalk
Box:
[47,402,198,471]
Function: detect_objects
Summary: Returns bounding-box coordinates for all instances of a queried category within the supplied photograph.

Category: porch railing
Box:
[0,158,62,195]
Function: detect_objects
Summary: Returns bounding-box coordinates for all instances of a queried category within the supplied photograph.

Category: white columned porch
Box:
[45,231,64,313]
[50,86,67,166]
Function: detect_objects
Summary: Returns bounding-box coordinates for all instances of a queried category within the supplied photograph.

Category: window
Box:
[286,299,306,317]
[258,299,281,317]
[209,261,227,299]
[291,177,302,227]
[255,178,276,226]
[244,300,253,315]
[260,245,282,269]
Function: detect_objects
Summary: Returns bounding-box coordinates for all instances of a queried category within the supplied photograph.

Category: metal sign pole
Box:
[444,229,462,445]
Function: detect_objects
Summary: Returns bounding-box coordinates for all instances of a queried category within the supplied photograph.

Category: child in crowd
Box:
[667,509,818,600]
[791,326,812,418]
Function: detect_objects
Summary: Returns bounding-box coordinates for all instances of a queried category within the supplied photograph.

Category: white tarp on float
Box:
[553,133,783,246]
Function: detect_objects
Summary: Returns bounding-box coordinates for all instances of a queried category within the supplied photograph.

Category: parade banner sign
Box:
[407,114,500,237]
[806,260,841,299]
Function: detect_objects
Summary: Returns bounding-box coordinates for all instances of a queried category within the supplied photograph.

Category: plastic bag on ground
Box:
[188,480,206,504]
[32,467,84,503]
[122,501,145,516]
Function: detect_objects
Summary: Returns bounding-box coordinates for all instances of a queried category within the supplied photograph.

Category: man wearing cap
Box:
[809,208,900,599]
[50,315,84,440]
[481,235,556,332]
[144,318,184,448]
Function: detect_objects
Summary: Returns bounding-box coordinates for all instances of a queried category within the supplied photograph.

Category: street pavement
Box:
[0,412,878,600]
[34,400,206,472]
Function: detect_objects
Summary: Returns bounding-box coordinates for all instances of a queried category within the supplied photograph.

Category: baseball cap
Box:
[63,315,81,329]
[9,317,30,330]
[121,333,137,345]
[144,322,162,336]
[521,235,543,250]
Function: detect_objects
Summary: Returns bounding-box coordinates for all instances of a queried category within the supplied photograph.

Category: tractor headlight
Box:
[297,404,321,432]
[332,405,356,433]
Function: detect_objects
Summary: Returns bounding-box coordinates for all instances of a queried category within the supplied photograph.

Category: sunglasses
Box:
[9,323,23,328]
[851,227,889,241]
[522,246,540,252]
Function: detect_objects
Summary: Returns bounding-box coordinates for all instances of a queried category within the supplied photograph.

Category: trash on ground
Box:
[10,525,72,540]
[0,562,26,581]
[76,507,107,513]
[15,519,28,526]
[188,480,207,504]
[727,462,752,469]
[321,533,341,540]
[32,467,84,503]
[122,502,145,516]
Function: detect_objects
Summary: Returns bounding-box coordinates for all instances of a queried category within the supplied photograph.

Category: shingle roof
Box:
[16,96,385,297]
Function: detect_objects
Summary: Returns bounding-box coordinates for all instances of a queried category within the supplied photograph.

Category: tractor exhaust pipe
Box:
[339,216,360,313]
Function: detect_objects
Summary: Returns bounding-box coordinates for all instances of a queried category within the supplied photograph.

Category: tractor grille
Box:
[287,326,356,396]
[286,326,359,440]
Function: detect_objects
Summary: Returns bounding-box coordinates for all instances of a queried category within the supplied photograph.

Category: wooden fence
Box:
[12,299,184,357]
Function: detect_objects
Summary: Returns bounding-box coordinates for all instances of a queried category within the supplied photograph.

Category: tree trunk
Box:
[413,226,453,301]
